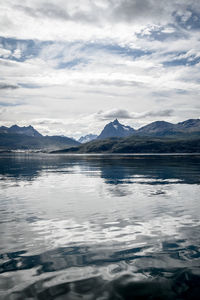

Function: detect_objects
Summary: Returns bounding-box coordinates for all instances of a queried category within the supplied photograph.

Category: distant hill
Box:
[78,134,97,143]
[138,119,200,136]
[0,125,80,151]
[52,135,200,154]
[98,119,135,139]
[176,119,200,132]
[137,121,174,136]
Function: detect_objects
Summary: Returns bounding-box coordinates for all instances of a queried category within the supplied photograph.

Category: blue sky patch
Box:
[163,56,200,67]
[56,58,88,69]
[0,37,52,62]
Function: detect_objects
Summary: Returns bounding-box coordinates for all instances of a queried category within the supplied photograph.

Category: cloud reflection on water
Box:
[0,154,200,299]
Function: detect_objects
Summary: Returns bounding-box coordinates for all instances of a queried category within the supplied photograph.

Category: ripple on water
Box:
[0,154,200,299]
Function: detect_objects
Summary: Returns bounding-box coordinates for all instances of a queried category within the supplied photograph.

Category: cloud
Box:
[10,1,200,28]
[0,1,199,137]
[86,79,144,87]
[14,3,70,21]
[96,108,174,121]
[97,109,133,120]
[31,118,65,125]
[0,101,23,107]
[139,109,174,118]
[0,83,19,90]
[0,48,11,58]
[1,0,199,43]
[0,107,7,116]
[111,0,171,24]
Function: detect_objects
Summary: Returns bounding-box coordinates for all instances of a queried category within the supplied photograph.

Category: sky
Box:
[0,0,200,138]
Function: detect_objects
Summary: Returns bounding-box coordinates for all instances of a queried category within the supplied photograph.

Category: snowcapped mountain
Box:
[78,134,97,143]
[98,119,135,139]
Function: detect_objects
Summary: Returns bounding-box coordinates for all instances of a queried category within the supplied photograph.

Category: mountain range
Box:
[0,125,79,151]
[78,118,200,143]
[52,118,200,154]
[0,125,42,137]
[1,118,200,152]
[96,118,200,140]
[78,134,98,143]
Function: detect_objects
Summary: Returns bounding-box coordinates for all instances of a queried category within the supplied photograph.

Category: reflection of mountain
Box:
[96,156,200,185]
[1,154,200,185]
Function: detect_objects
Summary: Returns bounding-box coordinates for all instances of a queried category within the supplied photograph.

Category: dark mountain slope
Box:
[0,125,80,151]
[137,121,175,136]
[176,119,200,132]
[52,135,200,154]
[98,119,135,139]
[0,125,42,137]
[138,119,200,136]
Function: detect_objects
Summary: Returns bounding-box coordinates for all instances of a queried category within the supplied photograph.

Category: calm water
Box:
[0,154,200,300]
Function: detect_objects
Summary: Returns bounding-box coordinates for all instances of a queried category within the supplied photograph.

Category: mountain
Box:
[176,119,200,132]
[137,121,175,136]
[0,125,42,137]
[138,119,200,136]
[0,125,80,151]
[78,134,97,143]
[52,118,200,154]
[52,135,200,154]
[1,118,200,152]
[98,119,135,139]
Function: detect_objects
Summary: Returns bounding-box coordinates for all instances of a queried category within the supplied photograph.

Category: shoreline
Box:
[1,151,200,156]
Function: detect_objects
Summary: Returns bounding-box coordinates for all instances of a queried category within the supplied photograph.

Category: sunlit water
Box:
[0,154,200,299]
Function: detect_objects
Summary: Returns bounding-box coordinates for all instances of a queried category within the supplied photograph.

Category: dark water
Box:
[0,154,200,300]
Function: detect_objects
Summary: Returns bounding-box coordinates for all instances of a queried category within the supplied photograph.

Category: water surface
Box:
[0,154,200,299]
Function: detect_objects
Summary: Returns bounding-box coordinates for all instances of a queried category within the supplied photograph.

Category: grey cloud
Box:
[14,0,200,26]
[112,0,161,22]
[87,79,143,87]
[31,119,65,125]
[110,0,199,25]
[0,107,7,116]
[97,109,134,120]
[15,3,70,21]
[142,109,174,118]
[0,83,19,90]
[96,108,174,121]
[85,89,128,98]
[132,109,174,119]
[15,2,97,23]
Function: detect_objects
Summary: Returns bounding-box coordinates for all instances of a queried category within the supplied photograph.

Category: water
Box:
[0,154,200,299]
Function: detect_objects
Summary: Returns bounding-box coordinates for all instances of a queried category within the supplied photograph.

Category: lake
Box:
[0,154,200,299]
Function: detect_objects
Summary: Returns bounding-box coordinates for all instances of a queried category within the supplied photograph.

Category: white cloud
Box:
[13,49,22,59]
[0,0,198,43]
[0,0,200,137]
[0,48,11,58]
